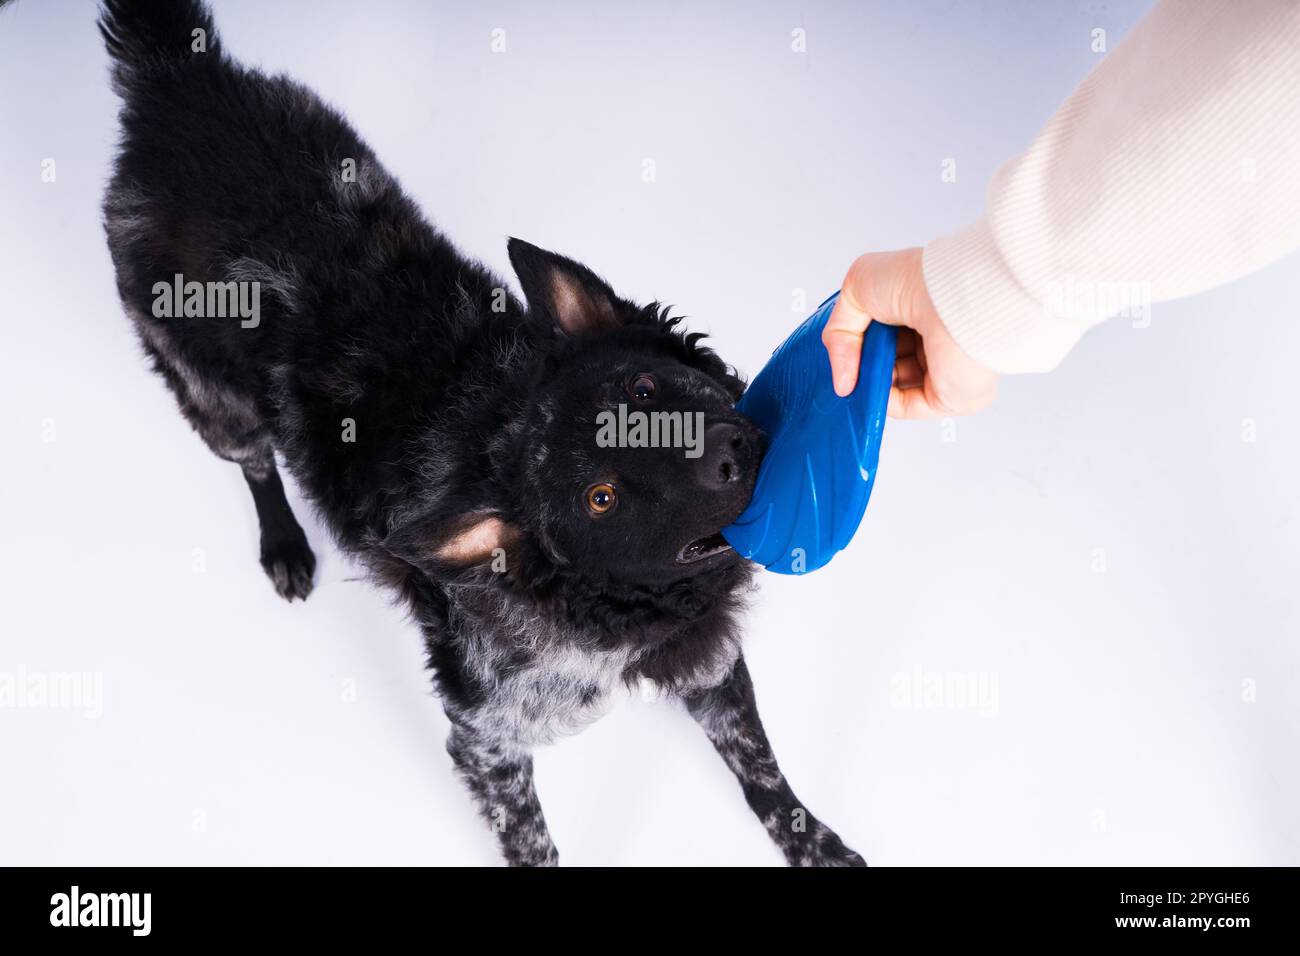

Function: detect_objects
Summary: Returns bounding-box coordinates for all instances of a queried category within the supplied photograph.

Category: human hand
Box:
[822,247,999,418]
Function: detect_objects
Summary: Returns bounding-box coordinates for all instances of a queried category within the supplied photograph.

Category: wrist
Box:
[922,219,1088,374]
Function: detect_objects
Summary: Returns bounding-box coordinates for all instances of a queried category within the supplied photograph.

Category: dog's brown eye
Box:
[628,374,656,402]
[585,482,617,515]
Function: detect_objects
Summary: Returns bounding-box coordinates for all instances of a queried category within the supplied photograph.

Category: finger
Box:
[825,248,926,397]
[887,381,947,420]
[844,248,924,328]
[895,326,920,359]
[894,355,924,390]
[824,295,870,397]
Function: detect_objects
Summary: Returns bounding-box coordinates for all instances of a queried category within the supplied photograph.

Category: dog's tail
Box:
[98,0,222,90]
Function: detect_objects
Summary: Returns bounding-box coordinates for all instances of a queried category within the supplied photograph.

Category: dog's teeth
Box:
[676,532,734,564]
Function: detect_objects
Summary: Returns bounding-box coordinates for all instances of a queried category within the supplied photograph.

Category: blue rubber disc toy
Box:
[721,292,897,574]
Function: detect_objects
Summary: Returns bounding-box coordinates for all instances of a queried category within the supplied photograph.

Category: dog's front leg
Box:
[446,722,558,866]
[683,656,866,867]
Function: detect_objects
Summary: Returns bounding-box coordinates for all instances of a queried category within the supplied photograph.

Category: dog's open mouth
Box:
[676,532,733,564]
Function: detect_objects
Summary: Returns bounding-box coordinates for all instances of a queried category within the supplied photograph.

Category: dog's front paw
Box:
[260,533,316,601]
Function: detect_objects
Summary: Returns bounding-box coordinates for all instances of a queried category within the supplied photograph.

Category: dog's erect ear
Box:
[507,238,622,337]
[382,509,519,571]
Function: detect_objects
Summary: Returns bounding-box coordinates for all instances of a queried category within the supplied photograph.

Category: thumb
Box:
[823,290,870,397]
[823,249,920,397]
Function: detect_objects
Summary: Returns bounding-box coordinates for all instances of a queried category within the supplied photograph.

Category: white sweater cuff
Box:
[923,219,1090,375]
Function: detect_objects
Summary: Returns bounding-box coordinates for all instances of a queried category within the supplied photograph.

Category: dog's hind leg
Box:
[241,450,316,601]
[132,311,315,600]
[446,722,558,866]
[683,656,866,867]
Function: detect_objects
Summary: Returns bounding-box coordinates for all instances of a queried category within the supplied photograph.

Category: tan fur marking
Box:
[438,516,510,564]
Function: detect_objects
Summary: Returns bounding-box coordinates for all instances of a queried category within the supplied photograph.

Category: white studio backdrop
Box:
[1,0,1296,865]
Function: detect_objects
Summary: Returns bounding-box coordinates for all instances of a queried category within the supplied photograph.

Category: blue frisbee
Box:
[721,292,896,574]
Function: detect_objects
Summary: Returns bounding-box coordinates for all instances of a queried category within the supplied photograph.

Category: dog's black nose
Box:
[696,422,752,489]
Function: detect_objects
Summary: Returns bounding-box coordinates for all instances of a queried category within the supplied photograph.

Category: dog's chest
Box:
[461,636,636,746]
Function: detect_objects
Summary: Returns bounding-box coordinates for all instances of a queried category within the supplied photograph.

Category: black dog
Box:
[99,0,864,866]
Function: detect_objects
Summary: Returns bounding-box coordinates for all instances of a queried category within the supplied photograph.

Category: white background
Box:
[2,0,1297,865]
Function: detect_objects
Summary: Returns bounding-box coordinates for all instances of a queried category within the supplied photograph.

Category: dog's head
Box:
[383,239,763,621]
[505,238,764,587]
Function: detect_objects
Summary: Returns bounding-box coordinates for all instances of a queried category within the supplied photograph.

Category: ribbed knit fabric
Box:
[923,0,1300,374]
